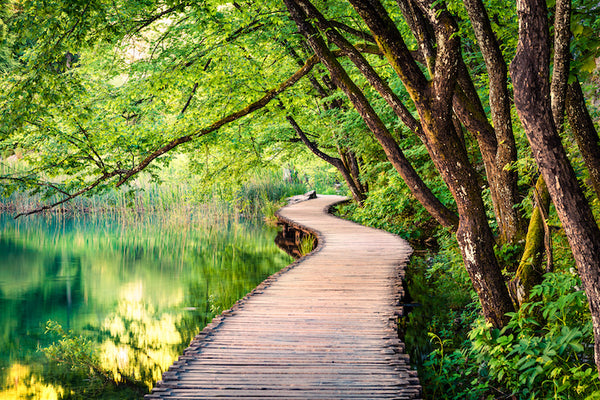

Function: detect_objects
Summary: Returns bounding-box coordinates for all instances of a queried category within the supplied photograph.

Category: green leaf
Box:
[581,56,597,74]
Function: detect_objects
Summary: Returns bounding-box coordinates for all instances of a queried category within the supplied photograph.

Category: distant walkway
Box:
[146,195,421,399]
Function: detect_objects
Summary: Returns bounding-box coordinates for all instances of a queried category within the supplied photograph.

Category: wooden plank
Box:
[146,195,422,399]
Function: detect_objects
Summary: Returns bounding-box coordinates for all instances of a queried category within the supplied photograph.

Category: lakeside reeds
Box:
[0,164,308,222]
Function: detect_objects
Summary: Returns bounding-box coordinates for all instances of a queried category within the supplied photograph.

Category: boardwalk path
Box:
[146,195,421,399]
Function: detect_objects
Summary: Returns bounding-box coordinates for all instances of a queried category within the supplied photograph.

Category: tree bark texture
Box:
[283,0,459,230]
[347,0,514,327]
[511,0,600,375]
[566,79,600,200]
[286,115,366,203]
[509,0,571,293]
[395,0,436,74]
[550,0,571,132]
[460,0,523,243]
[452,68,522,245]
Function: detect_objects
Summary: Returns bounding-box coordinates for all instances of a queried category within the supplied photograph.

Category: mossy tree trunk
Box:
[511,0,600,376]
[509,176,551,306]
[284,0,459,230]
[345,0,515,327]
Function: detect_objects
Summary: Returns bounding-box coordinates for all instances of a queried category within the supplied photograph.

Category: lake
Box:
[0,209,293,399]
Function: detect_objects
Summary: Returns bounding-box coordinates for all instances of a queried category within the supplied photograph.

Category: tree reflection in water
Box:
[0,211,292,398]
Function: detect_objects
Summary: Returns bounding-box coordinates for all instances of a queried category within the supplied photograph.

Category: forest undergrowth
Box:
[338,195,600,399]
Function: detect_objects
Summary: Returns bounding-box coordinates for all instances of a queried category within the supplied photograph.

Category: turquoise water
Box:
[0,210,292,398]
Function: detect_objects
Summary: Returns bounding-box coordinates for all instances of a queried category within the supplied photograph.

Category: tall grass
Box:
[233,171,307,221]
[0,175,201,216]
[0,161,308,221]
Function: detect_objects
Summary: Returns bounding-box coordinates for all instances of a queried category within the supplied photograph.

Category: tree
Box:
[510,0,600,374]
[2,0,600,377]
[283,0,600,372]
[293,0,514,327]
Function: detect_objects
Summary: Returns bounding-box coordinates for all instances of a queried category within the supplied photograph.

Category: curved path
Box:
[146,195,421,399]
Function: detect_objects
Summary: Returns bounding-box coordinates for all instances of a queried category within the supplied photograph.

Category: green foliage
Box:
[571,0,600,78]
[338,171,439,241]
[0,0,322,207]
[494,241,524,271]
[421,336,490,400]
[1,0,600,398]
[299,234,316,256]
[421,272,600,399]
[41,321,146,399]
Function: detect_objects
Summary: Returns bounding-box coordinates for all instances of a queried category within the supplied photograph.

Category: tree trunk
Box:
[509,0,570,297]
[396,0,523,244]
[345,150,367,194]
[451,74,522,245]
[509,176,551,306]
[283,0,459,230]
[395,0,436,74]
[566,79,600,200]
[453,0,522,243]
[347,0,514,327]
[511,0,600,376]
[550,0,571,132]
[299,0,427,143]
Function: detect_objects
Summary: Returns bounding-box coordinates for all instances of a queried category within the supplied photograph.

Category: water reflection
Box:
[0,211,292,398]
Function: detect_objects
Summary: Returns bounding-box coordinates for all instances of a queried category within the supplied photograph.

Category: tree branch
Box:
[1,176,71,197]
[286,115,340,165]
[12,46,368,215]
[328,20,376,43]
[116,54,321,186]
[180,82,199,115]
[75,120,106,172]
[14,171,122,218]
[132,2,190,34]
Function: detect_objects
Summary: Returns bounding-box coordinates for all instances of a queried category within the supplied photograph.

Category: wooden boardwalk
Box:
[146,195,421,399]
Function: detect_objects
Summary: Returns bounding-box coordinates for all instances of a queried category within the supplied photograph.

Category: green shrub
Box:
[468,272,599,399]
[422,272,600,399]
[336,172,439,242]
[421,335,490,400]
[299,234,316,256]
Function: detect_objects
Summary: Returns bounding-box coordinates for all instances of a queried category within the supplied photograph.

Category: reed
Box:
[1,156,308,222]
[233,170,307,221]
[299,234,316,256]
